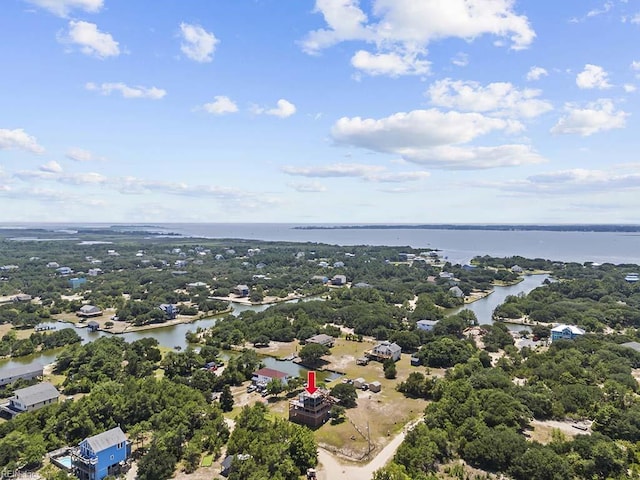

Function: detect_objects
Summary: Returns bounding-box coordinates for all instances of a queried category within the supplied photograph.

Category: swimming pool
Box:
[54,455,72,469]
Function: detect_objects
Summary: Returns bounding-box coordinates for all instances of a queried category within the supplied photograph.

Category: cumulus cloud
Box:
[85,82,166,99]
[24,0,103,17]
[329,109,546,169]
[551,99,628,136]
[427,78,553,118]
[351,50,430,76]
[201,96,238,115]
[302,0,535,76]
[576,64,612,89]
[179,23,218,63]
[253,99,297,118]
[282,162,431,182]
[624,84,637,93]
[39,161,63,173]
[0,128,45,154]
[526,66,548,81]
[58,21,120,58]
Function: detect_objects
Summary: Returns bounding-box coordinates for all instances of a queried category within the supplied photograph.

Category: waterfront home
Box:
[449,286,465,298]
[252,367,289,387]
[0,382,59,418]
[367,341,402,362]
[159,304,179,320]
[305,334,335,348]
[87,321,100,332]
[511,265,524,273]
[77,305,102,318]
[551,324,586,342]
[416,319,439,331]
[0,364,43,387]
[72,426,131,480]
[233,284,250,297]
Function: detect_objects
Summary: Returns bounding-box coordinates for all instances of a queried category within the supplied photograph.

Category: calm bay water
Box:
[159,224,640,266]
[2,223,637,375]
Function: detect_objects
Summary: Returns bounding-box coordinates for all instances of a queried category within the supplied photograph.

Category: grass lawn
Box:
[201,455,213,467]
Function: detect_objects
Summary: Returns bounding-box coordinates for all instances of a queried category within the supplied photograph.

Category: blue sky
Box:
[1,0,639,224]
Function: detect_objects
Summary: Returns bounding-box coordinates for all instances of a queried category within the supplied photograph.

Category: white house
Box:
[369,341,402,362]
[1,382,59,417]
[551,324,585,342]
[416,320,439,331]
[252,368,289,387]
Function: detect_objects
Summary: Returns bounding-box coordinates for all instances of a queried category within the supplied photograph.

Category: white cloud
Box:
[24,0,103,17]
[201,96,238,115]
[0,128,45,154]
[66,147,98,162]
[179,23,218,63]
[302,0,535,76]
[288,182,328,192]
[576,64,612,89]
[551,99,628,136]
[85,82,166,99]
[526,66,548,81]
[59,21,120,58]
[351,50,430,76]
[451,52,469,67]
[631,13,640,24]
[427,78,553,118]
[632,61,640,71]
[39,161,63,173]
[282,163,431,182]
[253,99,297,118]
[330,109,546,169]
[587,1,613,18]
[397,144,545,169]
[624,84,637,92]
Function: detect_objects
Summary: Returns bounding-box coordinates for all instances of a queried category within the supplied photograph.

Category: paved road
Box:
[316,419,422,480]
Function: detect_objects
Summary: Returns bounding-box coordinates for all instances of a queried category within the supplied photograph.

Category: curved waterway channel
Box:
[0,274,548,375]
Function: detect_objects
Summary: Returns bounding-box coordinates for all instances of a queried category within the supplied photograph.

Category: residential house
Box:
[87,268,103,276]
[0,364,43,387]
[233,285,250,297]
[159,304,179,320]
[12,293,32,302]
[174,260,188,268]
[215,254,225,260]
[72,426,131,480]
[331,275,347,286]
[551,324,586,342]
[87,321,100,332]
[69,277,87,289]
[46,262,60,268]
[305,334,335,348]
[77,305,103,318]
[56,266,73,276]
[353,282,372,288]
[462,264,477,271]
[187,282,208,289]
[333,261,345,268]
[317,261,329,268]
[0,382,59,418]
[511,265,524,273]
[398,253,415,262]
[252,367,289,387]
[220,454,251,477]
[289,390,333,428]
[225,249,236,256]
[367,341,402,362]
[625,273,639,283]
[449,286,464,298]
[416,319,439,331]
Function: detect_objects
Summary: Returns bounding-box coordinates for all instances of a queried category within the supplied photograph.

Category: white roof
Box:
[551,324,585,335]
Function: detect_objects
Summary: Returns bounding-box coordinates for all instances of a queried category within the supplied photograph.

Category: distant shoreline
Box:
[293,224,640,233]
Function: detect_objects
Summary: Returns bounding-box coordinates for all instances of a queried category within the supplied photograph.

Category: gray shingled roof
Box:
[13,382,59,406]
[1,363,43,379]
[85,427,127,453]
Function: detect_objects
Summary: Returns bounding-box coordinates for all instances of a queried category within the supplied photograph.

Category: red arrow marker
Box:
[305,371,317,395]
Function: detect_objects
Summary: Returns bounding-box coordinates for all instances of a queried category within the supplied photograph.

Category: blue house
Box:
[416,320,439,331]
[159,303,179,319]
[72,427,130,480]
[69,277,87,289]
[550,324,585,342]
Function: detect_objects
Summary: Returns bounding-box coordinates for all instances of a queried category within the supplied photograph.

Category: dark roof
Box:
[253,367,288,379]
[13,382,59,406]
[85,427,127,453]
